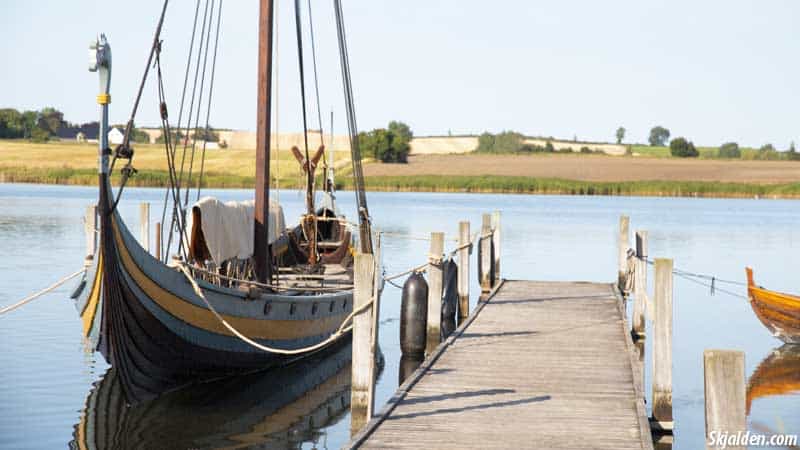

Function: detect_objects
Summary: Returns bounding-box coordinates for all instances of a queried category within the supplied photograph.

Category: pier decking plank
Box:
[351,280,653,449]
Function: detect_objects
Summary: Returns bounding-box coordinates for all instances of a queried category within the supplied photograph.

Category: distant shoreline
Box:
[1,168,798,199]
[2,140,799,199]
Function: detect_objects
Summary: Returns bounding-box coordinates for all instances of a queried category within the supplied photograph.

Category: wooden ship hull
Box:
[70,339,353,450]
[746,268,800,344]
[746,344,800,415]
[74,0,374,403]
[71,176,354,402]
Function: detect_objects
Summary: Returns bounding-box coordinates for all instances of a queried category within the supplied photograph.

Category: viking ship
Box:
[70,340,353,450]
[746,268,800,344]
[72,0,375,403]
[746,344,800,415]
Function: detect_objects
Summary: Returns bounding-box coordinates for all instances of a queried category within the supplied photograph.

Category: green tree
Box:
[476,132,495,152]
[21,111,38,139]
[493,131,524,152]
[615,126,625,144]
[387,121,412,161]
[648,126,670,146]
[0,109,24,138]
[30,126,50,142]
[788,141,800,161]
[756,143,778,160]
[718,142,741,159]
[669,137,698,157]
[37,107,66,136]
[357,121,413,163]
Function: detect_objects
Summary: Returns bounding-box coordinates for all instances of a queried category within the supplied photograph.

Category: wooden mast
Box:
[254,0,274,283]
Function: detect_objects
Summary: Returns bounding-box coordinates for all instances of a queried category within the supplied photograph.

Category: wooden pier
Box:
[350,279,653,449]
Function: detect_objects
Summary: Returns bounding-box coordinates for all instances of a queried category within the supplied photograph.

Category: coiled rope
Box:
[178,264,370,355]
[0,269,86,316]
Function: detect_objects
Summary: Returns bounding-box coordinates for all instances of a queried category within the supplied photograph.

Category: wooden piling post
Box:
[618,215,630,290]
[632,231,648,337]
[351,252,376,437]
[457,221,470,323]
[491,211,501,283]
[154,222,162,261]
[84,204,97,263]
[426,232,444,355]
[139,202,150,252]
[704,349,746,450]
[651,258,673,432]
[367,233,382,418]
[479,214,492,293]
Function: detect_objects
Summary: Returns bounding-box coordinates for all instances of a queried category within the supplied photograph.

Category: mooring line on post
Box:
[0,269,86,316]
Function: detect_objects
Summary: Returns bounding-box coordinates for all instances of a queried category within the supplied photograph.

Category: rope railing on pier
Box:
[631,254,749,300]
[380,229,483,289]
[0,268,86,316]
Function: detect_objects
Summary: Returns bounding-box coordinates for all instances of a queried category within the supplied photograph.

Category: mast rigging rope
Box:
[163,0,201,262]
[307,0,325,149]
[196,0,224,201]
[333,0,372,254]
[183,0,217,210]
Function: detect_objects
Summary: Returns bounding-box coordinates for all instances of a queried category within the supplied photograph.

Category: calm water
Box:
[0,183,798,449]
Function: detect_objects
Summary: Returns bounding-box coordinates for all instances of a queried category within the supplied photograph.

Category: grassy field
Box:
[0,140,352,188]
[3,140,800,198]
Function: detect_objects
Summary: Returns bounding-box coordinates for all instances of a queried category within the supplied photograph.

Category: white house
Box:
[108,127,124,145]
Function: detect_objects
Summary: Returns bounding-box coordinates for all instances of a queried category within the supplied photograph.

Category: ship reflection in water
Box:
[747,344,800,442]
[70,342,352,450]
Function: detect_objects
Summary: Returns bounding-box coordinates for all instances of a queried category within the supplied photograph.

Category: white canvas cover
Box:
[185,197,285,265]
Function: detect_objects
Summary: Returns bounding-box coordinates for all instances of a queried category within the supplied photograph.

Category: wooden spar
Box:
[254,0,274,283]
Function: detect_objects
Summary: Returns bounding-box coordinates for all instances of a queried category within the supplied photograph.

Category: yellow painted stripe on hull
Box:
[81,254,104,337]
[111,217,347,340]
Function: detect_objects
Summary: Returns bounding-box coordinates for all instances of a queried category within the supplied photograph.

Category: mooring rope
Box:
[381,230,482,288]
[636,256,749,300]
[0,269,86,316]
[178,264,369,355]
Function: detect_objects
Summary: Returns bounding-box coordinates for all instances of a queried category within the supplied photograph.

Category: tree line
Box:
[358,121,412,163]
[632,125,799,160]
[0,106,227,146]
[0,107,66,141]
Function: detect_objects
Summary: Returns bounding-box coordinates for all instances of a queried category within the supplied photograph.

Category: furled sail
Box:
[185,197,285,266]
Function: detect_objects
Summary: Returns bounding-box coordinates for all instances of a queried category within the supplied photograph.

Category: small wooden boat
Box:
[70,340,353,450]
[746,344,800,415]
[746,268,800,344]
[73,0,375,403]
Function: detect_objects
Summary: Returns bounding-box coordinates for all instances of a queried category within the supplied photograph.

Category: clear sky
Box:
[1,0,798,147]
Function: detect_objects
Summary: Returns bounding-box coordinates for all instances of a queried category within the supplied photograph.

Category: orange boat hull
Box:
[746,268,800,344]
